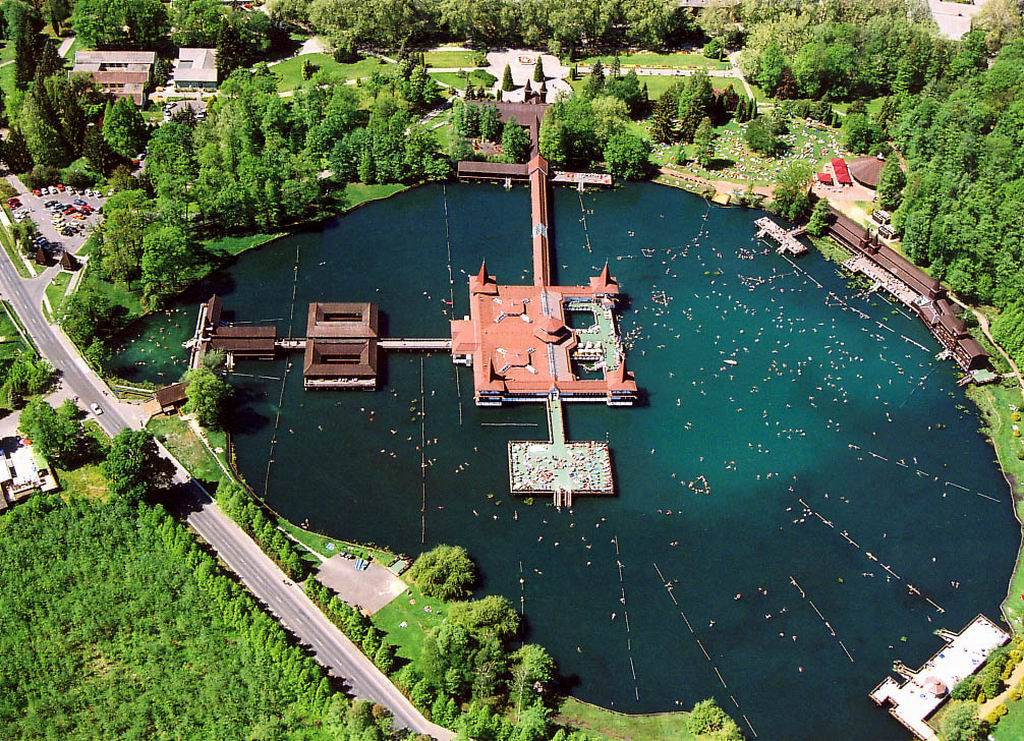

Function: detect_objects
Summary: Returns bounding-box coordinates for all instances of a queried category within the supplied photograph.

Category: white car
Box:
[90,403,103,415]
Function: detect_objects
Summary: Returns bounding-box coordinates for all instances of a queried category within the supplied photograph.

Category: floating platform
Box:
[755,217,808,256]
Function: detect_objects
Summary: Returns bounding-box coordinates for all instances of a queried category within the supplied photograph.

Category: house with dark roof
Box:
[304,302,381,389]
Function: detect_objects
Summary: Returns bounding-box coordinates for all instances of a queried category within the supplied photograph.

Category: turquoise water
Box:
[112,183,1019,739]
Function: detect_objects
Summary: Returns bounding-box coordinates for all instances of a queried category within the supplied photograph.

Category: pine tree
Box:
[876,158,906,211]
[610,54,621,78]
[4,128,33,173]
[501,64,514,92]
[533,56,544,82]
[693,117,716,168]
[650,96,677,144]
[586,60,605,96]
[35,38,63,80]
[806,198,831,236]
[13,22,39,90]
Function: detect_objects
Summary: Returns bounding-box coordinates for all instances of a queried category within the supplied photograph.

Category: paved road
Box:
[0,237,452,739]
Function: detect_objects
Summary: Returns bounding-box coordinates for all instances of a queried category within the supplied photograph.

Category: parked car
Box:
[90,403,103,416]
[55,183,65,192]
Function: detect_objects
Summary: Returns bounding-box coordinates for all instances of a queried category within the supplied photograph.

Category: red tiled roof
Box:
[831,158,852,185]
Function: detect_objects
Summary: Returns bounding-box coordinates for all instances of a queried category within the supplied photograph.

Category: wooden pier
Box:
[273,337,452,352]
[755,217,808,256]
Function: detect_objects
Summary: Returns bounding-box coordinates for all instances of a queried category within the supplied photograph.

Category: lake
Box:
[110,182,1019,739]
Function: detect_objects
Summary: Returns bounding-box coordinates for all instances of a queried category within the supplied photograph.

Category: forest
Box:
[0,492,402,739]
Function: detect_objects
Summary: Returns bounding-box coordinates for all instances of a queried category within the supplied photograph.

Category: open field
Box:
[203,232,287,258]
[555,697,694,740]
[45,270,72,315]
[344,182,409,211]
[423,50,485,68]
[148,415,229,487]
[371,582,446,662]
[581,51,729,70]
[272,53,385,92]
[56,463,108,501]
[430,69,497,90]
[970,382,1024,630]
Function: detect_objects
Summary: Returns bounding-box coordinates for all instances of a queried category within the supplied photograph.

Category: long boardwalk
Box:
[530,157,552,285]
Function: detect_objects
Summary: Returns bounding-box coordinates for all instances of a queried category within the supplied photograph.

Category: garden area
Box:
[271,53,386,93]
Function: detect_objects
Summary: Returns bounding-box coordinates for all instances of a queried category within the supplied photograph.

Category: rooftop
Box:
[307,302,380,339]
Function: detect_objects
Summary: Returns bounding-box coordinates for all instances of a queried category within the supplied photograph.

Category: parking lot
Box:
[7,183,107,264]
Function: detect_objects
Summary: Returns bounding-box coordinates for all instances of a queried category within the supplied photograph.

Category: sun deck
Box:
[869,614,1009,740]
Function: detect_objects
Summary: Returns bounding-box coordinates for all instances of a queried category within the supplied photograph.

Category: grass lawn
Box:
[272,53,384,92]
[996,695,1024,739]
[343,182,409,211]
[79,265,145,323]
[581,51,729,71]
[203,232,287,258]
[556,697,694,740]
[423,50,485,68]
[45,271,72,315]
[637,75,748,101]
[430,69,497,90]
[0,209,32,279]
[56,463,109,501]
[371,582,446,662]
[673,118,843,187]
[0,59,15,100]
[968,382,1024,629]
[147,414,229,488]
[0,301,32,360]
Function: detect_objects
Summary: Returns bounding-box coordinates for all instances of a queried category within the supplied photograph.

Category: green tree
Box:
[408,544,477,600]
[70,0,169,49]
[771,162,813,221]
[533,55,544,82]
[756,41,786,93]
[676,71,714,142]
[876,157,906,210]
[585,59,605,97]
[745,117,783,156]
[142,224,194,307]
[184,366,234,427]
[4,128,34,173]
[102,429,172,504]
[687,698,743,739]
[693,116,716,168]
[604,131,651,180]
[501,117,531,163]
[649,94,677,143]
[171,0,225,46]
[478,104,501,142]
[938,700,981,741]
[806,198,831,237]
[843,113,883,154]
[501,63,514,92]
[98,189,151,284]
[18,399,87,467]
[102,98,148,159]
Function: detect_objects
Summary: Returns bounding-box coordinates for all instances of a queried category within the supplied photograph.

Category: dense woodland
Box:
[0,492,407,739]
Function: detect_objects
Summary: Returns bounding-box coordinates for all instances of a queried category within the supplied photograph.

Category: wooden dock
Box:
[755,217,808,256]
